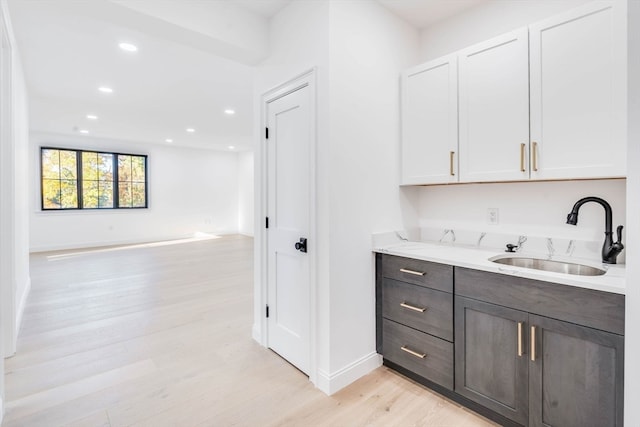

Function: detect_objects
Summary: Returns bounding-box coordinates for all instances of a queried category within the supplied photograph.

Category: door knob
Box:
[295,238,307,253]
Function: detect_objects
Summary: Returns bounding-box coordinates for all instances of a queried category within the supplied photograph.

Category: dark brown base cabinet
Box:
[376,254,625,427]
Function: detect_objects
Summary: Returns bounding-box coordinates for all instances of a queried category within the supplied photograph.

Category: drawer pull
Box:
[520,143,526,172]
[400,302,426,313]
[399,268,425,276]
[517,322,523,357]
[401,346,426,359]
[531,325,537,361]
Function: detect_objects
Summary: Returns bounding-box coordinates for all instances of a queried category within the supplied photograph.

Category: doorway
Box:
[259,69,316,378]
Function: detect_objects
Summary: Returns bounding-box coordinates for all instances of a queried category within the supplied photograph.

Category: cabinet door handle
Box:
[517,322,523,357]
[532,141,539,172]
[520,143,526,172]
[450,151,455,176]
[400,302,426,313]
[401,345,426,359]
[530,325,537,361]
[399,268,425,276]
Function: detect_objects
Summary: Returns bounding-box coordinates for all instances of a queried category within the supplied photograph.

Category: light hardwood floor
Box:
[3,235,496,426]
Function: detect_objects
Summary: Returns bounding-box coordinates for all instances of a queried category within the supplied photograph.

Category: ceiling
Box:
[8,0,486,152]
[378,0,489,28]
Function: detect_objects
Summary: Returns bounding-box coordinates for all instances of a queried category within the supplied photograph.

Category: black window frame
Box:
[40,146,148,211]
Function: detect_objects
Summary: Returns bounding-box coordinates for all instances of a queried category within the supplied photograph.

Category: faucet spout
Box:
[566,196,623,264]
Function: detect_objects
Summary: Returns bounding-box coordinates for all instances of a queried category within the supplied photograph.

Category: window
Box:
[41,147,147,210]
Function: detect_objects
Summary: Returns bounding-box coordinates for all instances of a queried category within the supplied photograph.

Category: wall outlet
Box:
[487,208,499,225]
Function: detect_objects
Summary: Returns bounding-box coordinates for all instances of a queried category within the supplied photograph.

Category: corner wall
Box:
[1,0,31,419]
[325,0,420,392]
[625,0,639,423]
[30,133,241,251]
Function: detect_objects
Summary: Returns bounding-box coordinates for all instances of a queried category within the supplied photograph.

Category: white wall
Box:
[237,151,254,236]
[325,0,419,390]
[625,0,639,423]
[30,133,241,251]
[419,0,592,62]
[11,46,29,348]
[0,0,31,418]
[417,180,626,256]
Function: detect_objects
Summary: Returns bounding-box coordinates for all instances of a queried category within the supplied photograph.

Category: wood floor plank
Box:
[4,235,496,426]
[5,359,157,422]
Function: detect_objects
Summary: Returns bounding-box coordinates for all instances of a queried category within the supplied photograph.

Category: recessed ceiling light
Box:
[79,129,89,134]
[98,86,113,94]
[118,42,138,52]
[224,109,235,115]
[186,128,195,133]
[166,138,173,143]
[228,145,235,150]
[86,114,98,120]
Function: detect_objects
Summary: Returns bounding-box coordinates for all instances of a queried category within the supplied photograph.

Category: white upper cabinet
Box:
[401,55,458,185]
[458,28,530,183]
[399,1,626,186]
[529,1,626,180]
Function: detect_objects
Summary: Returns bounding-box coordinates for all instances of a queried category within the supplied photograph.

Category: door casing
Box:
[257,68,317,385]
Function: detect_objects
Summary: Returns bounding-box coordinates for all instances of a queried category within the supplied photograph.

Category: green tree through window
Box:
[41,148,78,209]
[40,147,147,210]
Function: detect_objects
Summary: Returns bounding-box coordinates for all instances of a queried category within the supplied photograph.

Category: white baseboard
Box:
[251,323,262,344]
[315,352,382,395]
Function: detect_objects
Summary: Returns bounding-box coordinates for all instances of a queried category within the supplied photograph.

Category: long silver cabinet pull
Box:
[399,268,425,276]
[400,346,426,359]
[400,302,427,313]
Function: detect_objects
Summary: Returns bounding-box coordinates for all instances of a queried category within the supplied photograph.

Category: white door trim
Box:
[257,68,317,386]
[0,2,16,358]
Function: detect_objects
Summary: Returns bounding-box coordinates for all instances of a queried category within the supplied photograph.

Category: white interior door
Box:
[266,84,311,375]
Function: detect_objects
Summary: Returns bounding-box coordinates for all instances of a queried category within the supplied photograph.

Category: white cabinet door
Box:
[529,1,626,180]
[401,55,458,185]
[458,28,530,183]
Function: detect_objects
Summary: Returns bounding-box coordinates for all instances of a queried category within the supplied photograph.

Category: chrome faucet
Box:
[566,196,624,264]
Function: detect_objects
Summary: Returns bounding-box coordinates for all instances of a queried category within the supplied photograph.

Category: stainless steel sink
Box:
[490,256,606,276]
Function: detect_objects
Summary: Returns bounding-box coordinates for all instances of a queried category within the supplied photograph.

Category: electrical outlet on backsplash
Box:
[418,226,623,264]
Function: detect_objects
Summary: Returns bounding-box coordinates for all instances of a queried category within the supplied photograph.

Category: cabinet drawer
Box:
[381,255,453,293]
[456,267,625,335]
[383,319,454,390]
[383,278,453,341]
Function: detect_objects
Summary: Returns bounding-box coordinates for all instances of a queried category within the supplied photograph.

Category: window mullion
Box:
[114,154,119,208]
[77,150,83,209]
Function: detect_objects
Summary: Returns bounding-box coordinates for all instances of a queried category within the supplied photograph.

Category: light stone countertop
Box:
[374,240,626,295]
